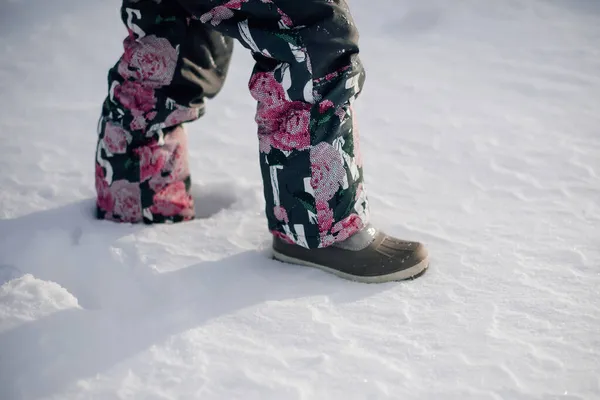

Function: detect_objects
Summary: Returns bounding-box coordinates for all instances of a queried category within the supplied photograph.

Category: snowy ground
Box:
[1,0,599,399]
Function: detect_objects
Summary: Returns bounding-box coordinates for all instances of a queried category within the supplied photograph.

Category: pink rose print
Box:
[332,214,364,242]
[150,181,194,218]
[130,113,147,132]
[310,142,346,203]
[314,64,351,85]
[256,102,311,153]
[274,205,289,223]
[114,81,156,115]
[250,72,311,153]
[118,34,178,87]
[103,121,131,154]
[164,107,199,128]
[316,200,333,235]
[249,72,287,109]
[148,127,190,192]
[320,234,335,248]
[135,142,168,182]
[111,180,142,222]
[255,102,280,141]
[200,0,248,26]
[271,230,295,245]
[270,102,311,151]
[335,107,347,122]
[318,100,334,114]
[130,110,158,132]
[258,131,274,153]
[275,8,293,27]
[95,164,114,214]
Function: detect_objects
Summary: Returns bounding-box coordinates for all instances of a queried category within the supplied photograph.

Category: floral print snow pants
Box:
[95,0,369,249]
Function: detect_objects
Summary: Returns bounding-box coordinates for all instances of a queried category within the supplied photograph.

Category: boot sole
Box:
[272,250,429,283]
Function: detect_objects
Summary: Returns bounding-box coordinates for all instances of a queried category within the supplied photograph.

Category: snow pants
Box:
[95,0,369,249]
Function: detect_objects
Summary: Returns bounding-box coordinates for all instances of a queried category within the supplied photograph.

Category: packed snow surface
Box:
[1,0,599,399]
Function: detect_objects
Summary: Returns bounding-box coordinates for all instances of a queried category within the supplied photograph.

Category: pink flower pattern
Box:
[310,142,346,203]
[148,127,190,193]
[150,181,194,218]
[165,107,200,128]
[118,34,178,87]
[95,1,368,247]
[274,206,289,223]
[320,234,335,248]
[268,103,311,152]
[332,214,364,242]
[95,165,114,214]
[316,200,333,235]
[318,100,334,114]
[248,68,365,247]
[271,230,295,245]
[114,81,156,114]
[111,180,142,222]
[135,142,168,183]
[200,0,248,26]
[249,72,288,108]
[249,72,311,153]
[199,0,293,28]
[103,121,132,154]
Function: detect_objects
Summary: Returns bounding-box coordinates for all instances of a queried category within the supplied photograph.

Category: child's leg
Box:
[178,0,368,249]
[96,0,233,223]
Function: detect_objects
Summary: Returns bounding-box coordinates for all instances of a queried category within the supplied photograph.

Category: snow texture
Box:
[0,0,599,399]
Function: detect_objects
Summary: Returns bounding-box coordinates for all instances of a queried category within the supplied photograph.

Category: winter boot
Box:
[272,225,429,283]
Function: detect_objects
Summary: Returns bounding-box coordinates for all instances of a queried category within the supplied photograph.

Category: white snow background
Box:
[0,0,599,399]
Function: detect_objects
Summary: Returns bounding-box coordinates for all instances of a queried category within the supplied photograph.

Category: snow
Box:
[0,0,599,398]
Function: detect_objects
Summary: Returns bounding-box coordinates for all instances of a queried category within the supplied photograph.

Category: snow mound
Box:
[0,274,80,333]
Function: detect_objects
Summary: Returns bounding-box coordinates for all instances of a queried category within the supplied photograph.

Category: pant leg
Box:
[95,0,233,223]
[177,0,369,249]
